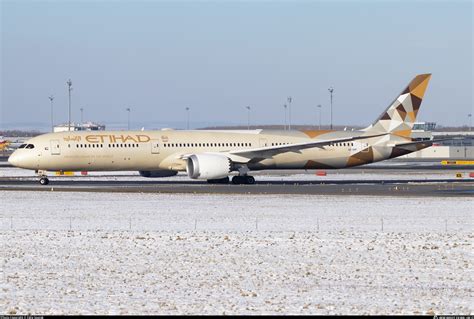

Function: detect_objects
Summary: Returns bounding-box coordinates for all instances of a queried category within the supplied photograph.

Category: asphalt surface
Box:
[0,177,473,197]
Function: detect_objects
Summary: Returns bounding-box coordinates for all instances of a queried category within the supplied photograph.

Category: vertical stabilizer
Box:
[363,74,432,138]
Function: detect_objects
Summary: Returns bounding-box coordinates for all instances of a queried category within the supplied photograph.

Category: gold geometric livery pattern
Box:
[364,74,431,138]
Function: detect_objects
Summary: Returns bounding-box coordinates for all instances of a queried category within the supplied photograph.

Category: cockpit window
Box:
[25,144,35,149]
[18,144,27,149]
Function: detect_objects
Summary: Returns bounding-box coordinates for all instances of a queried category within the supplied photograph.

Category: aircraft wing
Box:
[227,133,388,161]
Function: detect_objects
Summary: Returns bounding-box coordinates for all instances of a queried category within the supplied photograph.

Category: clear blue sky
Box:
[1,0,472,130]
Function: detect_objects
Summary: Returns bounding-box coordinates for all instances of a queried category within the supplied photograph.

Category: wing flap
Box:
[228,133,387,161]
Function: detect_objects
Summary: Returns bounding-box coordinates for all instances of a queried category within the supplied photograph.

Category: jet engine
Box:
[138,170,178,178]
[186,154,232,180]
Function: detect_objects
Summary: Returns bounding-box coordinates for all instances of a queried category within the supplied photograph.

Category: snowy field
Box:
[0,191,473,314]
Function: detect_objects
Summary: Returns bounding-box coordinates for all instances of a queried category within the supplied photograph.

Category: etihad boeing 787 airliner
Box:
[9,74,434,185]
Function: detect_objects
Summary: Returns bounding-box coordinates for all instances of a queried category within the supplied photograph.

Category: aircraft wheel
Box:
[232,176,243,184]
[246,176,255,185]
[232,176,255,185]
[207,177,229,184]
[39,177,49,185]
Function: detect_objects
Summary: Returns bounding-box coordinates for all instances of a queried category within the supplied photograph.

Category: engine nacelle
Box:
[138,170,178,178]
[186,154,232,179]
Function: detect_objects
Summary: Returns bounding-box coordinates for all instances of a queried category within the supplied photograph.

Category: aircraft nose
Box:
[8,152,19,166]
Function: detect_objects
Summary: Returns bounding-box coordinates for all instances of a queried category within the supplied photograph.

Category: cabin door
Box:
[50,140,61,155]
[151,139,160,154]
[259,138,268,147]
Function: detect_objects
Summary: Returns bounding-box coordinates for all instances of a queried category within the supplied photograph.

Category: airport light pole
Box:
[48,95,54,132]
[80,108,84,124]
[316,104,322,130]
[185,107,190,130]
[67,79,73,132]
[246,106,251,130]
[126,107,131,130]
[469,113,472,132]
[283,104,287,130]
[287,96,292,130]
[328,87,334,130]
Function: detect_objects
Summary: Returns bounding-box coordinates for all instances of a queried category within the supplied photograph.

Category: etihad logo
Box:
[64,134,151,143]
[86,134,151,143]
[63,136,81,142]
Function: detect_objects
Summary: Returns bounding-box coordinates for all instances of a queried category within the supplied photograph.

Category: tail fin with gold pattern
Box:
[363,74,432,138]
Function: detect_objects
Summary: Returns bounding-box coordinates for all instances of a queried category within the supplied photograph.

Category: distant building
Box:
[411,122,436,141]
[54,122,106,133]
[412,122,436,132]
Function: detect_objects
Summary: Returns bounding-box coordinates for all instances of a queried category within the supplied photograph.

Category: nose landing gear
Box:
[36,170,49,185]
[39,177,50,185]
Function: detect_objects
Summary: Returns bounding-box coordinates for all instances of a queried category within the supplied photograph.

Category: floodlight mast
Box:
[287,97,292,130]
[328,87,334,130]
[67,79,73,132]
[126,107,131,130]
[246,106,251,130]
[48,95,54,132]
[185,107,190,130]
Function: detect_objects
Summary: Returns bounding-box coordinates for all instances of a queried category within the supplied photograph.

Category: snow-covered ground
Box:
[0,191,473,314]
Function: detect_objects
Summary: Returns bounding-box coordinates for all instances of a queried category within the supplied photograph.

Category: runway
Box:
[1,177,473,197]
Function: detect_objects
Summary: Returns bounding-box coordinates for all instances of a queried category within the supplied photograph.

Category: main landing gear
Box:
[231,175,255,185]
[207,177,230,184]
[206,175,256,185]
